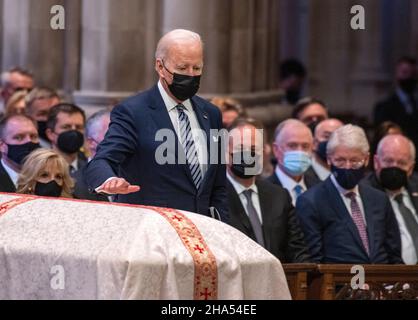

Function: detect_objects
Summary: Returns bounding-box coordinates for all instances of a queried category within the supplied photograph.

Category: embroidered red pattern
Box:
[0,195,36,218]
[146,206,218,300]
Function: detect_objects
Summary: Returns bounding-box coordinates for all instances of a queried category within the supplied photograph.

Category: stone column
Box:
[73,0,162,116]
[1,0,66,88]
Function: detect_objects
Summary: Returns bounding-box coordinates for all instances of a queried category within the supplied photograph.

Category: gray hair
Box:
[274,119,311,144]
[1,67,33,87]
[155,29,202,60]
[376,134,416,161]
[85,110,111,140]
[327,124,369,156]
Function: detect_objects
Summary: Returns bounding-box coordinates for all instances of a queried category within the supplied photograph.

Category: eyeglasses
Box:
[331,158,366,169]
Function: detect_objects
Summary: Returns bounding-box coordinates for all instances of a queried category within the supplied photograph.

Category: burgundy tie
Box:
[345,192,370,255]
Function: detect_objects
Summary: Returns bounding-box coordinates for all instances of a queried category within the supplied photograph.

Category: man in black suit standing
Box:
[0,114,40,192]
[226,117,311,262]
[268,119,320,205]
[86,29,228,221]
[374,56,418,148]
[362,134,418,264]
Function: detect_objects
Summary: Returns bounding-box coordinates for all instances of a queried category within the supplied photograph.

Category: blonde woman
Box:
[17,148,74,197]
[5,90,27,115]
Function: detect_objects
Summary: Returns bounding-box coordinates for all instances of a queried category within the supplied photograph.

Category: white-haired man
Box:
[85,29,228,221]
[296,124,402,264]
[362,134,418,264]
[268,119,320,206]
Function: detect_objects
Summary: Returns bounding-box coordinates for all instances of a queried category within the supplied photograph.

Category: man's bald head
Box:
[274,119,313,145]
[155,29,203,61]
[314,118,344,141]
[375,134,416,177]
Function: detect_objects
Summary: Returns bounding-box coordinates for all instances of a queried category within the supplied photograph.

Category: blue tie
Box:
[294,185,303,199]
[177,104,203,190]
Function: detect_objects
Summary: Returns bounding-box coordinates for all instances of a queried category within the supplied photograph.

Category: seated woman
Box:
[17,148,74,197]
[5,90,27,116]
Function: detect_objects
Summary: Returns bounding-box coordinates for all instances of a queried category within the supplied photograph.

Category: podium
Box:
[0,193,291,300]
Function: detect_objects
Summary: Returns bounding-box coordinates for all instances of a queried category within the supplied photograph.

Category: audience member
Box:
[5,90,27,115]
[278,59,307,105]
[0,67,34,112]
[210,97,246,129]
[292,97,329,133]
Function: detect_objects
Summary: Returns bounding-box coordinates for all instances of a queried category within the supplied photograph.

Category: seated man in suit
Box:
[0,114,40,192]
[73,110,111,202]
[226,117,311,262]
[374,56,418,149]
[296,124,402,264]
[268,119,320,205]
[311,118,343,181]
[362,134,418,264]
[46,103,87,176]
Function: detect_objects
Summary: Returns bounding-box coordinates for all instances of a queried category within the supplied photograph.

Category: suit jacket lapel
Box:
[149,85,195,186]
[256,180,272,252]
[324,178,369,257]
[227,181,253,233]
[358,184,376,258]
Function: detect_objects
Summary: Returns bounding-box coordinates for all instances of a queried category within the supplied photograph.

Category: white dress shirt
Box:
[275,165,307,206]
[311,157,331,181]
[1,159,19,188]
[158,81,208,177]
[389,189,418,265]
[227,172,263,224]
[330,174,367,224]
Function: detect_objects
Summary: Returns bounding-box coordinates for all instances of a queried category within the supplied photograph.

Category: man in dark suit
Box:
[46,103,87,176]
[374,57,418,149]
[85,29,228,221]
[226,117,311,262]
[296,124,402,264]
[0,114,40,192]
[362,134,418,264]
[268,119,320,206]
[73,110,111,202]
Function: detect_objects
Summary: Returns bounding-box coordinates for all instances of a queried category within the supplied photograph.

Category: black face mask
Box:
[57,130,84,154]
[6,142,40,165]
[308,120,321,135]
[37,121,49,142]
[379,167,408,191]
[162,62,201,101]
[316,140,328,162]
[399,78,417,94]
[34,180,62,197]
[230,151,261,179]
[331,165,366,190]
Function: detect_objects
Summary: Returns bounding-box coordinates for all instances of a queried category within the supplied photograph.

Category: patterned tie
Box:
[294,185,304,199]
[242,189,265,247]
[345,192,370,255]
[177,104,203,190]
[394,193,418,257]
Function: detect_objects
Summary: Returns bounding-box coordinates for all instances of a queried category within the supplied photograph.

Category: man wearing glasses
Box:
[295,124,403,264]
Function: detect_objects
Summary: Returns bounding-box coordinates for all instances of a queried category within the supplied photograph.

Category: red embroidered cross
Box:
[172,215,183,222]
[194,244,204,254]
[200,288,212,300]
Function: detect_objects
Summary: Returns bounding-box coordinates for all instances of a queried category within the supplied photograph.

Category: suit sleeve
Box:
[295,194,323,263]
[383,197,404,264]
[85,103,138,190]
[208,106,229,222]
[284,190,312,263]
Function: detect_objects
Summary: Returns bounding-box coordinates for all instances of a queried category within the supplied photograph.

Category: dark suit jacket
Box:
[361,172,418,214]
[0,161,16,193]
[295,177,403,264]
[73,165,109,202]
[85,85,228,221]
[227,178,311,263]
[374,92,418,146]
[267,167,321,189]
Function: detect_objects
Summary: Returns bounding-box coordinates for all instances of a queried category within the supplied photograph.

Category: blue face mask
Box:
[282,151,312,176]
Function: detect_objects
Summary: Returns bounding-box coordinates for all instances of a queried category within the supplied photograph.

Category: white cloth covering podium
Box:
[0,194,291,300]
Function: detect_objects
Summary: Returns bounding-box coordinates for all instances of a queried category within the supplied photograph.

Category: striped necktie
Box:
[177,104,203,190]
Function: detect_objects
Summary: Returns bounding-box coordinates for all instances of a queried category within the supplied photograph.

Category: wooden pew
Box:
[282,264,317,300]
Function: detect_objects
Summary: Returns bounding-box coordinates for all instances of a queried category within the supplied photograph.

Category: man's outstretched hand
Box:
[96,177,140,195]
